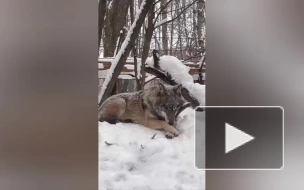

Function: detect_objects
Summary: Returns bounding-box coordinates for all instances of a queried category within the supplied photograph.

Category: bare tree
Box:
[154,0,198,29]
[182,0,189,57]
[176,1,183,59]
[103,0,130,57]
[99,0,107,53]
[141,1,155,73]
[133,0,200,61]
[161,0,168,54]
[169,1,174,55]
[197,0,205,49]
[192,1,198,50]
[99,0,155,106]
[130,0,144,90]
[99,0,206,100]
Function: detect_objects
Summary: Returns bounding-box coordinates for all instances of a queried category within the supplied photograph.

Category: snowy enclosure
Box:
[98,0,206,189]
[99,108,205,190]
[98,54,206,190]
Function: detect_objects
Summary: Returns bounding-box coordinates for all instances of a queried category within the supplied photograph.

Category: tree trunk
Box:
[138,0,144,58]
[99,0,155,106]
[192,2,199,54]
[114,29,126,56]
[103,0,130,57]
[169,1,174,55]
[140,1,156,90]
[182,0,189,59]
[154,32,161,50]
[141,1,155,72]
[161,0,168,55]
[176,1,183,60]
[197,0,205,49]
[129,0,139,89]
[98,0,107,55]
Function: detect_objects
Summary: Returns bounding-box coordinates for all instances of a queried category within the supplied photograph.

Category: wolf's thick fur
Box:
[98,81,185,138]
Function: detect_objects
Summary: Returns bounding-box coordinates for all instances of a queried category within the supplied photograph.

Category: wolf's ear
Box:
[175,84,182,96]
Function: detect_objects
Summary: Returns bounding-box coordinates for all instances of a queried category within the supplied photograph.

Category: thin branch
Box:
[199,53,206,70]
[182,50,205,62]
[126,74,136,77]
[154,0,172,13]
[144,76,157,84]
[151,133,157,139]
[145,67,176,85]
[154,0,198,29]
[153,0,173,26]
[105,141,113,146]
[158,4,194,15]
[153,0,162,5]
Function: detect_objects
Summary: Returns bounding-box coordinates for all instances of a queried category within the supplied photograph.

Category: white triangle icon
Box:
[225,123,255,154]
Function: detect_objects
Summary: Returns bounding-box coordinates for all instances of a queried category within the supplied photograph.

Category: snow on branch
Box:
[136,58,141,79]
[145,51,205,107]
[154,18,167,28]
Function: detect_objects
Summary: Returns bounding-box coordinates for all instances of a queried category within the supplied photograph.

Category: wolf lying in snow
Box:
[98,80,186,139]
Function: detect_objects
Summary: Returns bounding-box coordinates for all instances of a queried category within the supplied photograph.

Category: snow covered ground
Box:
[99,108,205,190]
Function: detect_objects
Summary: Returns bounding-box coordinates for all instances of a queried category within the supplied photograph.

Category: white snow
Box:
[99,108,205,190]
[98,0,147,104]
[113,36,121,56]
[136,60,142,79]
[98,70,108,78]
[145,75,157,83]
[184,83,206,106]
[99,57,142,63]
[98,63,104,69]
[118,74,134,79]
[146,55,206,106]
[124,65,134,70]
[107,0,113,9]
[123,26,128,32]
[184,61,196,65]
[154,18,168,28]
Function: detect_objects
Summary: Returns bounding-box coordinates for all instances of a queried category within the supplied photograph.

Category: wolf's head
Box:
[155,83,184,125]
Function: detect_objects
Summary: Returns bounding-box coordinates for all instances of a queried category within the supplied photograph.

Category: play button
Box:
[195,106,284,170]
[225,123,255,154]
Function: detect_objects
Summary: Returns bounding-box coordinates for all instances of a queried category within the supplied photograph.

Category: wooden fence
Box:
[98,58,206,94]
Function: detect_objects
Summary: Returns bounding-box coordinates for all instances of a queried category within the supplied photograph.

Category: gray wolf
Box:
[98,81,186,138]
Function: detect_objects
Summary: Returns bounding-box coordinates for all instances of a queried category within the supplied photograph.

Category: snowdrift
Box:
[99,108,205,190]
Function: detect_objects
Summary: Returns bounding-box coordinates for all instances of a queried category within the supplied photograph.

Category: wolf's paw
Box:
[171,128,180,136]
[119,119,133,123]
[106,119,120,124]
[165,132,174,139]
[165,130,179,139]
